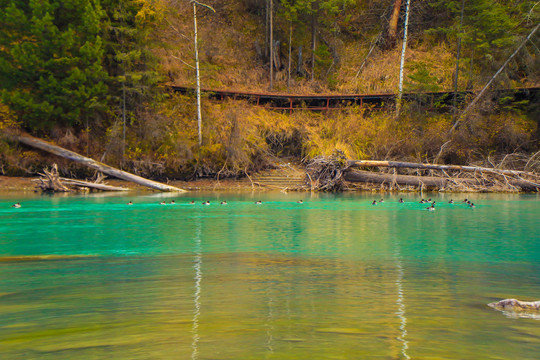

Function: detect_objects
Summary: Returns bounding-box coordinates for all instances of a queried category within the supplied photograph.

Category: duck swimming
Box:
[297,200,303,204]
[221,201,227,205]
[379,199,384,203]
[12,202,21,208]
[448,199,454,204]
[427,204,436,211]
[160,201,166,205]
[203,201,210,205]
[372,200,377,205]
[399,198,404,203]
[127,201,133,205]
[255,200,262,205]
[189,200,195,205]
[170,200,175,204]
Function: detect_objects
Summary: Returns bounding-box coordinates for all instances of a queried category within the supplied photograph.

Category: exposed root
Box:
[37,164,70,192]
[306,150,349,192]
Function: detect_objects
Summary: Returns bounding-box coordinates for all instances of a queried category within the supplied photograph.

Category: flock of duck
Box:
[143,199,305,206]
[11,198,477,209]
[372,198,476,210]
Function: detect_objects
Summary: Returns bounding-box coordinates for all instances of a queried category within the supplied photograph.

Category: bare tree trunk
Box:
[193,2,202,147]
[467,31,476,89]
[13,133,186,192]
[288,21,292,91]
[311,1,318,81]
[355,32,381,79]
[297,45,303,76]
[388,0,402,46]
[453,0,466,122]
[396,0,411,117]
[265,0,269,59]
[269,0,274,90]
[344,169,539,191]
[344,169,468,188]
[347,159,540,179]
[59,178,129,191]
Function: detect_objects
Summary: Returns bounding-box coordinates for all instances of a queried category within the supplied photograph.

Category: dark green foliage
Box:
[405,62,440,92]
[0,0,161,131]
[101,0,163,116]
[0,0,108,129]
[426,0,539,84]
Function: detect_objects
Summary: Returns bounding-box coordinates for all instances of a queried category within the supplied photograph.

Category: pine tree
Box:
[0,0,108,129]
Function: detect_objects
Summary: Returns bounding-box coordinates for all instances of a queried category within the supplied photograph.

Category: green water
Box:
[0,192,539,359]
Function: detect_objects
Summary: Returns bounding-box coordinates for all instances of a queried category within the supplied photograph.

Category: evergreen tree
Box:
[427,0,538,86]
[0,0,108,129]
[101,0,163,116]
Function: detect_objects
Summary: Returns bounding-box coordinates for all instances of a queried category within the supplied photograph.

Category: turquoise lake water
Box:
[0,192,539,359]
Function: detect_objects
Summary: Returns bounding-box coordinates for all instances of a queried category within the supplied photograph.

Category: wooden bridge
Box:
[171,86,539,112]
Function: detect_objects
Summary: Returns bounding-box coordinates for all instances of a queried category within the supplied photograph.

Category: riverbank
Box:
[0,176,264,192]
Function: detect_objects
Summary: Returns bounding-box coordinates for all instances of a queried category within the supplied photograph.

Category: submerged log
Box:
[13,133,185,192]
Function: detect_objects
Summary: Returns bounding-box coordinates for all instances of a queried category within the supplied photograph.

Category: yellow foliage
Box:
[0,101,19,131]
[135,0,163,25]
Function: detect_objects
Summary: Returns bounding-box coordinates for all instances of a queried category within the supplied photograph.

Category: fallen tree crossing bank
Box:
[10,132,186,192]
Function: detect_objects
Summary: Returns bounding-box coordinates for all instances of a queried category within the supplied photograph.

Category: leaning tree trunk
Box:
[452,22,540,131]
[13,133,186,192]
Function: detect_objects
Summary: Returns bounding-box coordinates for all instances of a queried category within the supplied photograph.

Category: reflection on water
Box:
[191,220,202,360]
[0,192,539,359]
[395,260,410,360]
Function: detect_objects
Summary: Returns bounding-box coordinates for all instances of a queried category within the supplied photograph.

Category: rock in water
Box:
[488,299,540,312]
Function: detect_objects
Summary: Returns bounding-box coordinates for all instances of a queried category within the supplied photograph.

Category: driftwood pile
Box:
[306,153,540,192]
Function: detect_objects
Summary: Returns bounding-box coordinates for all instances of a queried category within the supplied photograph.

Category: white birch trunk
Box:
[269,0,273,90]
[193,2,202,147]
[396,0,411,117]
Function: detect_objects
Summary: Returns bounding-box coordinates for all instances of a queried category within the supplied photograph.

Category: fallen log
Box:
[347,160,540,179]
[344,169,540,191]
[12,133,186,192]
[59,178,129,191]
[344,169,477,188]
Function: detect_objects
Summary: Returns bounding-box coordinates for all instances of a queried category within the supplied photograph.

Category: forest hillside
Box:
[1,0,539,180]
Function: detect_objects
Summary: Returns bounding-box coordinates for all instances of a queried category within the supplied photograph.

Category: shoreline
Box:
[0,175,271,192]
[2,175,538,194]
